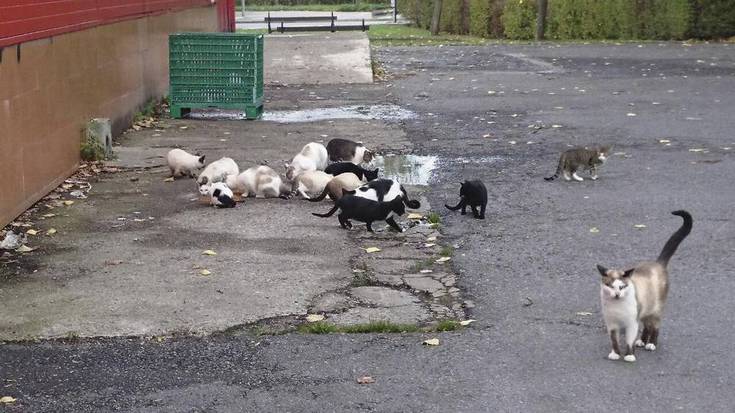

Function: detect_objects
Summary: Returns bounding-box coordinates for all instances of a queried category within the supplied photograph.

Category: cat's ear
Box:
[596,264,608,276]
[283,162,289,170]
[199,155,206,164]
[622,268,634,278]
[460,182,464,187]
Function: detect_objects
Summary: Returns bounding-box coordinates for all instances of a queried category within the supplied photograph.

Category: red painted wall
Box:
[0,0,219,48]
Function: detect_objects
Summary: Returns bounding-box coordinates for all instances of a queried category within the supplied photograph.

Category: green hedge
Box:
[399,0,732,40]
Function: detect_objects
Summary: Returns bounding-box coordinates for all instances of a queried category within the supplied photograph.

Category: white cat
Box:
[289,170,333,199]
[166,149,205,178]
[285,142,328,180]
[226,165,290,198]
[197,157,239,196]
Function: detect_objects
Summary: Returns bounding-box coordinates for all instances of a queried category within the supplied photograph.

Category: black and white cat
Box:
[312,191,405,232]
[324,162,379,181]
[348,178,420,209]
[209,182,236,208]
[445,180,487,219]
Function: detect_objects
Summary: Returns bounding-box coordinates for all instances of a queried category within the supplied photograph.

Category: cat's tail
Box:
[445,198,463,211]
[544,156,564,181]
[312,204,339,218]
[656,210,693,267]
[400,186,421,209]
[307,187,330,202]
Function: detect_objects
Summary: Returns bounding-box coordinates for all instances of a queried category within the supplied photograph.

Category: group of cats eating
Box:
[167,140,691,363]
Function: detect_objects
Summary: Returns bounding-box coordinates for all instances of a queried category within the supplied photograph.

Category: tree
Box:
[536,0,548,40]
[430,0,443,35]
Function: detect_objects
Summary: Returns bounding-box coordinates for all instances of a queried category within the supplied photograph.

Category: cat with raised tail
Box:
[545,145,611,182]
[312,191,406,233]
[596,210,692,362]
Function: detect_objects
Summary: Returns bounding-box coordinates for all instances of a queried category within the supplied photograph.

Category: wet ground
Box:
[1,42,735,411]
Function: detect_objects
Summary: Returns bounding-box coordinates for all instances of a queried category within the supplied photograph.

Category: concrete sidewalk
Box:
[264,32,373,85]
[0,86,466,340]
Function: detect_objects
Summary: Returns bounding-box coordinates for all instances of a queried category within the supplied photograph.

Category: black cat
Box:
[313,191,405,232]
[325,162,379,181]
[445,180,487,219]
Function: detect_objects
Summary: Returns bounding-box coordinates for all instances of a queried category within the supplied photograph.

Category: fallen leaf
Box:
[179,126,188,130]
[200,269,212,276]
[508,140,517,145]
[63,200,74,206]
[163,177,175,182]
[424,243,436,248]
[406,213,423,220]
[16,245,35,253]
[26,229,38,235]
[423,338,440,346]
[306,314,325,322]
[42,213,56,218]
[419,269,433,274]
[658,139,671,144]
[551,124,562,128]
[357,376,375,384]
[576,311,593,316]
[459,319,475,326]
[352,269,366,273]
[688,148,705,152]
[0,396,16,404]
[46,228,57,235]
[202,250,217,256]
[62,184,73,190]
[364,247,381,253]
[426,236,437,242]
[626,113,637,117]
[105,260,124,266]
[482,134,492,138]
[633,224,647,229]
[435,256,451,263]
[589,227,600,233]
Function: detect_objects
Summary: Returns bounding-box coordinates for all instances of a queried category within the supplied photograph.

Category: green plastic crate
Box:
[168,33,264,119]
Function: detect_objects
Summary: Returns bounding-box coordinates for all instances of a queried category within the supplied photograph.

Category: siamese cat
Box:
[326,138,374,164]
[166,149,205,178]
[198,157,239,196]
[226,165,290,198]
[445,180,487,219]
[289,170,333,199]
[324,162,379,181]
[544,145,611,182]
[308,172,363,203]
[285,142,328,180]
[313,192,405,233]
[350,179,420,209]
[597,210,692,362]
[209,182,236,208]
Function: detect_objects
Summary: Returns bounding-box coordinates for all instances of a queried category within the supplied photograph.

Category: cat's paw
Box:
[590,175,598,181]
[623,354,637,362]
[635,339,644,347]
[645,343,656,351]
[607,351,621,361]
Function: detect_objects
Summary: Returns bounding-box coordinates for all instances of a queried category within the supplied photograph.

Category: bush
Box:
[398,0,434,29]
[690,0,735,38]
[440,0,465,34]
[501,0,536,40]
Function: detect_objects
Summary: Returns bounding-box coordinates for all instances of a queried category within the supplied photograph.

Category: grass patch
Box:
[439,245,454,257]
[435,320,460,332]
[238,3,389,12]
[369,24,489,46]
[342,321,421,334]
[236,28,268,35]
[412,258,434,272]
[298,321,339,334]
[426,212,441,225]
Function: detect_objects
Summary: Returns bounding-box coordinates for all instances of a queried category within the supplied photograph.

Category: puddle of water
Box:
[371,154,437,186]
[451,156,503,164]
[189,105,416,123]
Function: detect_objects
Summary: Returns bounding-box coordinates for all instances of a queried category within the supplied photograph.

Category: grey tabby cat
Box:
[544,145,611,182]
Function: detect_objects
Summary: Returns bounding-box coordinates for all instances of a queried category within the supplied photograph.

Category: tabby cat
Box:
[544,145,611,182]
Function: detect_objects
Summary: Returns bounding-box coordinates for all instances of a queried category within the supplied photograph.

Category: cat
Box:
[326,138,374,164]
[445,180,487,219]
[226,165,290,198]
[166,149,205,178]
[312,192,405,233]
[349,178,420,209]
[289,170,333,199]
[308,173,363,203]
[198,157,239,196]
[285,142,328,180]
[596,210,692,362]
[324,162,379,181]
[544,145,611,182]
[209,182,236,208]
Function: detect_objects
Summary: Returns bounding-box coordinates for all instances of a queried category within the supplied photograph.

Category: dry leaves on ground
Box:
[357,376,375,385]
[423,338,440,346]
